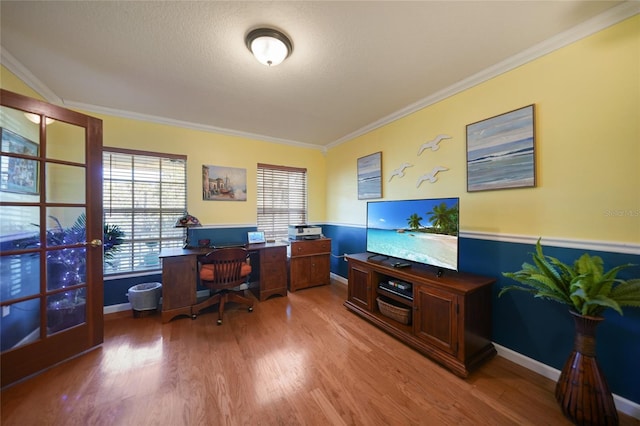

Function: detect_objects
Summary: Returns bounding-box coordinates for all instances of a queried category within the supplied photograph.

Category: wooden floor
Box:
[2,282,638,426]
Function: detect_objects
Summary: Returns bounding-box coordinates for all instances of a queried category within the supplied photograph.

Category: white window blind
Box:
[257,163,307,241]
[103,149,186,274]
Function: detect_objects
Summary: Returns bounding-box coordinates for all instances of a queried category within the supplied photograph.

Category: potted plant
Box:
[18,214,124,332]
[500,238,640,426]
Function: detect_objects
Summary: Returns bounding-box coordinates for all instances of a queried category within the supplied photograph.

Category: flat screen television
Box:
[366,197,459,272]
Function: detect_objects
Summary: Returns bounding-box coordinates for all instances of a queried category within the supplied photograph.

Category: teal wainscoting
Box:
[323,223,640,405]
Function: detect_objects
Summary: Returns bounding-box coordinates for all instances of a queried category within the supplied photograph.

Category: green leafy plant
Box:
[500,238,640,317]
[71,213,125,266]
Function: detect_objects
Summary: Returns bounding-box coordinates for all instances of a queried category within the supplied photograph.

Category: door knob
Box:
[88,239,103,247]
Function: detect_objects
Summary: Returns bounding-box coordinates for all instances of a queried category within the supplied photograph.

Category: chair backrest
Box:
[198,248,250,290]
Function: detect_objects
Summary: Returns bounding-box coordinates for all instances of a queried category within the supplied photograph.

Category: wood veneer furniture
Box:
[344,253,496,377]
[288,238,331,292]
[159,242,287,323]
[191,248,254,325]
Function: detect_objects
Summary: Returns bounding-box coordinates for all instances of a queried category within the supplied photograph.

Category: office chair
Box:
[192,248,254,325]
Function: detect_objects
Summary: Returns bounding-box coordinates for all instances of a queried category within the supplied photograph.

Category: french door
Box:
[0,89,103,387]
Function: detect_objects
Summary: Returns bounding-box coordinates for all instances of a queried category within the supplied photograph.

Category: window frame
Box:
[256,163,307,242]
[102,147,187,276]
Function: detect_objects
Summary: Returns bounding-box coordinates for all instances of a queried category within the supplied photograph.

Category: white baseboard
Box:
[494,343,640,419]
[104,290,211,315]
[331,272,347,286]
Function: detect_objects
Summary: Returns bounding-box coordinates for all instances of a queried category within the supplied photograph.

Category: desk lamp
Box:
[175,212,201,248]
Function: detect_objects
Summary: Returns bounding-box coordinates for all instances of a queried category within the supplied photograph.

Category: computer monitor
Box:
[247,231,266,244]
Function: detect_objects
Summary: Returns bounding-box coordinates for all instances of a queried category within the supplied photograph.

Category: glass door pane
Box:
[0,106,42,351]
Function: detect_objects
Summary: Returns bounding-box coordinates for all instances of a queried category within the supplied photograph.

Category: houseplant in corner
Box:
[18,214,125,332]
[500,239,640,426]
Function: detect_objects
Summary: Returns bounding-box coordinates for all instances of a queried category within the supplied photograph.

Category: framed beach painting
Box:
[357,151,382,200]
[466,105,536,192]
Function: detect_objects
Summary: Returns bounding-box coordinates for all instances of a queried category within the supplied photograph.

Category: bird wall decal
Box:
[417,134,452,156]
[388,162,413,181]
[416,166,449,187]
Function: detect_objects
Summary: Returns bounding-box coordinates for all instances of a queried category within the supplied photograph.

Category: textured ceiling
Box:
[0,1,633,148]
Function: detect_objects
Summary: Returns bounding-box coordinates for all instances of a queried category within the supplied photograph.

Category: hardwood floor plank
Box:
[2,282,638,426]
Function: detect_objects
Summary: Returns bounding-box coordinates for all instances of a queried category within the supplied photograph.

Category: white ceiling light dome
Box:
[245,28,293,66]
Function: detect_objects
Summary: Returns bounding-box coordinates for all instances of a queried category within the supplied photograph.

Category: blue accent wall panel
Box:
[189,226,256,247]
[322,224,366,278]
[325,224,640,404]
[104,273,162,307]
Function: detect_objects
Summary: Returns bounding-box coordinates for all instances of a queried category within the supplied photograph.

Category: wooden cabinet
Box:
[344,253,496,377]
[160,251,198,323]
[288,239,331,292]
[249,244,288,301]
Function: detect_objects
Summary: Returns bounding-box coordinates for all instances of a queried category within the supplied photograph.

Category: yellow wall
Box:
[3,16,638,242]
[1,67,327,227]
[326,15,640,244]
[90,114,327,226]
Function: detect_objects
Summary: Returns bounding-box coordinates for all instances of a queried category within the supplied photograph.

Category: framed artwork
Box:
[0,127,40,195]
[202,165,247,201]
[466,104,536,192]
[357,151,382,200]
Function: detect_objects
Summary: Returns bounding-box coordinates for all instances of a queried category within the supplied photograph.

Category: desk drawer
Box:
[290,239,331,257]
[262,245,286,263]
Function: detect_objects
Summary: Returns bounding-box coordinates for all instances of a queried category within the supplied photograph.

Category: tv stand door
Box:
[414,285,458,356]
[348,262,373,310]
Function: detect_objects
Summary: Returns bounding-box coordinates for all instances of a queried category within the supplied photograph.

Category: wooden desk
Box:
[159,243,288,323]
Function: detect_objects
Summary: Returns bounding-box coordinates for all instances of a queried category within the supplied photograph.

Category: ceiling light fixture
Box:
[245,28,293,67]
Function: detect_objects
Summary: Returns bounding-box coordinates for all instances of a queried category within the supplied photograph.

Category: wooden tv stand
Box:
[344,253,496,378]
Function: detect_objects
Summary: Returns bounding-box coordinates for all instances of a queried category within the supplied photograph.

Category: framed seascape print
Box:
[357,151,382,200]
[466,104,536,192]
[0,127,39,195]
[202,164,247,201]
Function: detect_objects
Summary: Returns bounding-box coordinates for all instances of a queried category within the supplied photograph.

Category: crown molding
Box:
[0,49,63,105]
[64,100,324,151]
[326,2,640,149]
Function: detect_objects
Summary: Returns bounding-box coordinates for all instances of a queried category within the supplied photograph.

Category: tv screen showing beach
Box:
[366,198,459,271]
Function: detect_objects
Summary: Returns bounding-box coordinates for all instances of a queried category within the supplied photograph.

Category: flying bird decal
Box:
[417,134,451,155]
[388,162,413,181]
[416,166,449,187]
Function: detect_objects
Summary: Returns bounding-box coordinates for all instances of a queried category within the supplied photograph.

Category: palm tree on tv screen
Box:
[406,213,423,230]
[427,202,458,235]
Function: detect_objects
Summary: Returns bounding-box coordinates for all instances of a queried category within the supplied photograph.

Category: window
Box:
[103,149,186,274]
[257,163,307,241]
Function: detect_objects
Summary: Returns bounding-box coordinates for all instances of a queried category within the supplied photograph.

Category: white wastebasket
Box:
[127,282,162,312]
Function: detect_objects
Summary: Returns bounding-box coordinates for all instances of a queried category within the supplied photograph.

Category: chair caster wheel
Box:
[217,319,222,325]
[248,307,253,312]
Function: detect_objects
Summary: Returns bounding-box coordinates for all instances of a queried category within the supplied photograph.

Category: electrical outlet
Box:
[2,305,10,317]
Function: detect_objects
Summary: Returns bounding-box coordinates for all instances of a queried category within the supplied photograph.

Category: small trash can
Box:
[127,282,162,317]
